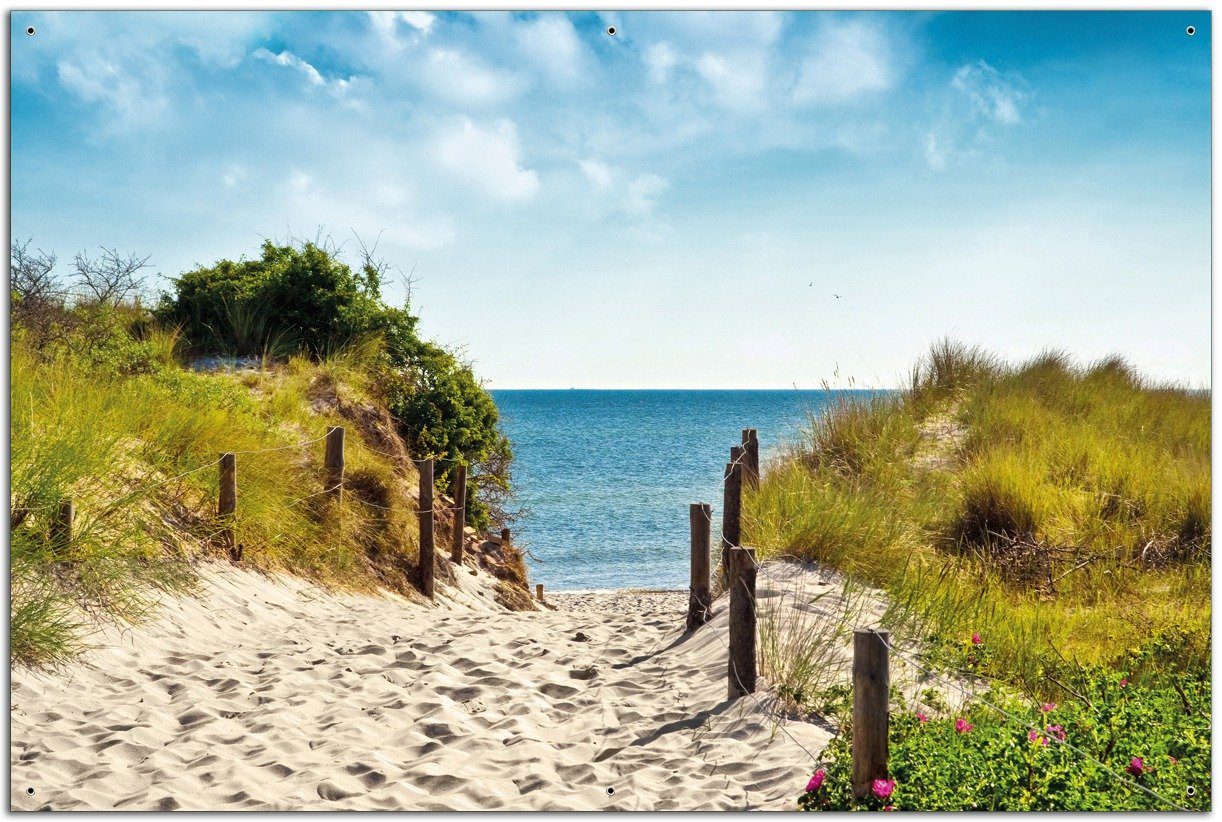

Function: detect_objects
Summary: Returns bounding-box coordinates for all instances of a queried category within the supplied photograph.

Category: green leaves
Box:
[799,647,1208,811]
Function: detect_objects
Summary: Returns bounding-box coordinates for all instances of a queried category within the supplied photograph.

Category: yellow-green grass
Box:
[11,333,422,667]
[747,341,1210,694]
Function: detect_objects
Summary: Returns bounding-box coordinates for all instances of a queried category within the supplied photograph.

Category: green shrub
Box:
[157,240,513,516]
[800,640,1209,811]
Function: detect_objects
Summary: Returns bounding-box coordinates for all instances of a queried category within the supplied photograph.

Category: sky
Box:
[9,11,1212,389]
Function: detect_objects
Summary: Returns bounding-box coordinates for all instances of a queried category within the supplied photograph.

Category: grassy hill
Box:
[749,342,1210,810]
[11,240,526,667]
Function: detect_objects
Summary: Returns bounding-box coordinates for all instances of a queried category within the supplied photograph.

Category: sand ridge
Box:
[11,562,850,810]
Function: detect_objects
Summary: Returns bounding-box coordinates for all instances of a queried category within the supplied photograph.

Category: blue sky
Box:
[10,11,1211,388]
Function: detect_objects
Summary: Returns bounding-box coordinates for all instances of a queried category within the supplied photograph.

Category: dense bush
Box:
[799,634,1209,810]
[156,240,512,524]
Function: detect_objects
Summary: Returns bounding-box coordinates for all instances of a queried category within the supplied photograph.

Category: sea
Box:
[490,389,864,591]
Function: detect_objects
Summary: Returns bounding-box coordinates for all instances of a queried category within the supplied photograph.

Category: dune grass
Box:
[10,328,424,666]
[748,341,1210,695]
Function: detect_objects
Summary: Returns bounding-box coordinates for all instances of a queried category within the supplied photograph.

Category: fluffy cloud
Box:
[577,159,668,219]
[952,60,1030,125]
[923,59,1031,169]
[435,118,540,201]
[792,18,896,105]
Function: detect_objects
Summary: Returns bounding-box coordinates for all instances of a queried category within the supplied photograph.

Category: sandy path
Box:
[11,563,843,811]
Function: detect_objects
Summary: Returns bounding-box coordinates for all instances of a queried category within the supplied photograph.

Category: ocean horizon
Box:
[492,388,882,590]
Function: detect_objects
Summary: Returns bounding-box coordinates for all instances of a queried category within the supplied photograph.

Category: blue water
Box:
[491,390,859,590]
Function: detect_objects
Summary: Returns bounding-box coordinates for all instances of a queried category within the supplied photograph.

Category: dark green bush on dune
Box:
[157,240,512,527]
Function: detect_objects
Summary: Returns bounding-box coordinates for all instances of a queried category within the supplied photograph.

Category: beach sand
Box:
[11,561,874,811]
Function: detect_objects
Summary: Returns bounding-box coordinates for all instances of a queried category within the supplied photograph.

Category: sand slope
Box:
[11,562,854,811]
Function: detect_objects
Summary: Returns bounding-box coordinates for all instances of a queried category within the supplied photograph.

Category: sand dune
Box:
[11,562,866,811]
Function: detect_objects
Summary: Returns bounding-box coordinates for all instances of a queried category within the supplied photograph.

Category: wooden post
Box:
[727,544,758,699]
[50,498,74,556]
[536,583,544,602]
[418,458,435,600]
[686,502,712,631]
[852,629,890,798]
[501,527,512,547]
[721,447,743,573]
[218,453,238,559]
[741,428,760,490]
[450,464,467,564]
[324,426,345,502]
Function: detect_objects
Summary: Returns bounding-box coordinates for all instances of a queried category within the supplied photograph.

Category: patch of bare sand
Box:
[13,561,850,810]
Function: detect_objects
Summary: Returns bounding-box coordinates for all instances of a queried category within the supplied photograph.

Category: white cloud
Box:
[420,48,525,106]
[644,42,678,84]
[578,159,668,218]
[368,11,434,45]
[57,54,160,121]
[253,48,357,98]
[952,60,1029,125]
[434,118,540,201]
[924,131,947,171]
[579,159,613,189]
[515,16,586,85]
[792,18,895,105]
[695,51,768,112]
[623,173,668,217]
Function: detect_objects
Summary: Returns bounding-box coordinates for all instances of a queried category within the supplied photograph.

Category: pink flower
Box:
[1119,677,1128,688]
[1041,702,1056,713]
[971,632,982,645]
[1126,757,1145,778]
[915,711,929,724]
[1169,756,1179,765]
[872,778,896,799]
[883,805,895,812]
[1027,729,1050,747]
[1045,724,1065,742]
[805,769,826,793]
[955,717,973,734]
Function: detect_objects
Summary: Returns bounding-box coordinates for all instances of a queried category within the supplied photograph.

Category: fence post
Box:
[741,428,760,490]
[501,527,512,547]
[722,446,743,574]
[418,458,435,600]
[451,464,467,564]
[536,583,544,602]
[50,498,74,556]
[218,453,238,560]
[727,542,758,698]
[722,451,757,698]
[324,426,345,502]
[687,502,712,631]
[852,630,890,798]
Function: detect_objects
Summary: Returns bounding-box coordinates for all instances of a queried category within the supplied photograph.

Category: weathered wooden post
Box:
[687,502,712,631]
[418,458,435,599]
[218,452,238,559]
[727,541,758,699]
[852,629,890,798]
[722,446,743,573]
[501,527,512,547]
[723,452,757,698]
[741,428,760,490]
[451,464,467,564]
[324,426,345,501]
[536,583,544,602]
[50,498,74,556]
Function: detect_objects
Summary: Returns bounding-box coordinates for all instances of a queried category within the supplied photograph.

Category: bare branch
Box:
[73,247,151,305]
